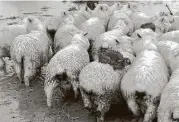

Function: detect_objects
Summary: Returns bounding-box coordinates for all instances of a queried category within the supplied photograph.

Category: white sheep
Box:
[79,61,130,122]
[132,34,158,56]
[129,12,154,30]
[119,2,139,16]
[157,40,179,73]
[0,16,43,74]
[79,17,105,61]
[158,68,179,122]
[44,33,90,108]
[54,24,84,53]
[72,5,92,28]
[108,2,123,16]
[91,3,110,27]
[121,49,169,122]
[94,31,134,61]
[45,11,74,42]
[157,30,179,43]
[107,10,134,35]
[10,30,52,86]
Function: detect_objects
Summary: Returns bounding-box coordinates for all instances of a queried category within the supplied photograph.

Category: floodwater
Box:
[0,1,179,122]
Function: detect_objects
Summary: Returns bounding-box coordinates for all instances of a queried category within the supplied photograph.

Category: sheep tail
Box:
[44,68,67,108]
[20,56,24,82]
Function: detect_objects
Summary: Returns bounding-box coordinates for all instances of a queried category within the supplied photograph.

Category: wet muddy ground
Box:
[0,1,179,122]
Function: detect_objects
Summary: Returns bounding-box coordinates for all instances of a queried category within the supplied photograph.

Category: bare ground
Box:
[0,70,133,122]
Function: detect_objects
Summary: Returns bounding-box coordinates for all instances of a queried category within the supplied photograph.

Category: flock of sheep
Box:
[1,1,179,122]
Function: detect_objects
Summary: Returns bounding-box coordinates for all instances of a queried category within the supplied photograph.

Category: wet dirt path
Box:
[0,74,133,122]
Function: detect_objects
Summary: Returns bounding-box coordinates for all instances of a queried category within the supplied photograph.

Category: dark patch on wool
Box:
[140,22,156,32]
[98,48,131,70]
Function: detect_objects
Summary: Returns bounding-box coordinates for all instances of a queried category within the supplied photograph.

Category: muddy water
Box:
[0,1,179,122]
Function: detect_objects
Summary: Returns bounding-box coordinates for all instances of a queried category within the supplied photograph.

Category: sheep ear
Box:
[61,11,66,16]
[85,6,88,11]
[84,32,88,36]
[160,17,165,22]
[68,32,73,36]
[94,2,98,7]
[160,12,164,16]
[137,33,142,38]
[127,3,130,8]
[100,6,103,11]
[28,18,32,23]
[115,39,120,44]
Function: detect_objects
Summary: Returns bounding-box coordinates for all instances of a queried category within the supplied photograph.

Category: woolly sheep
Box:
[94,32,134,61]
[54,24,84,53]
[157,40,179,73]
[107,11,134,35]
[132,34,158,56]
[44,33,90,107]
[121,50,169,122]
[99,35,135,69]
[91,3,110,27]
[129,12,154,30]
[45,11,74,42]
[100,35,134,54]
[79,61,130,122]
[0,16,43,74]
[119,2,139,16]
[158,68,179,122]
[10,31,52,86]
[79,17,105,61]
[72,5,92,28]
[108,2,123,16]
[157,30,179,43]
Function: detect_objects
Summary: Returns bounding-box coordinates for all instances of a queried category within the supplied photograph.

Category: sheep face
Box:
[23,16,43,33]
[133,34,158,55]
[131,28,159,40]
[71,33,90,50]
[155,17,171,33]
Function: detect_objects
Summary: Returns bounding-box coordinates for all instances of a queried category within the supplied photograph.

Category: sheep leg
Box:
[80,88,92,110]
[143,103,156,122]
[127,98,141,122]
[0,58,7,74]
[13,62,23,83]
[71,79,79,99]
[24,60,35,87]
[96,98,110,122]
